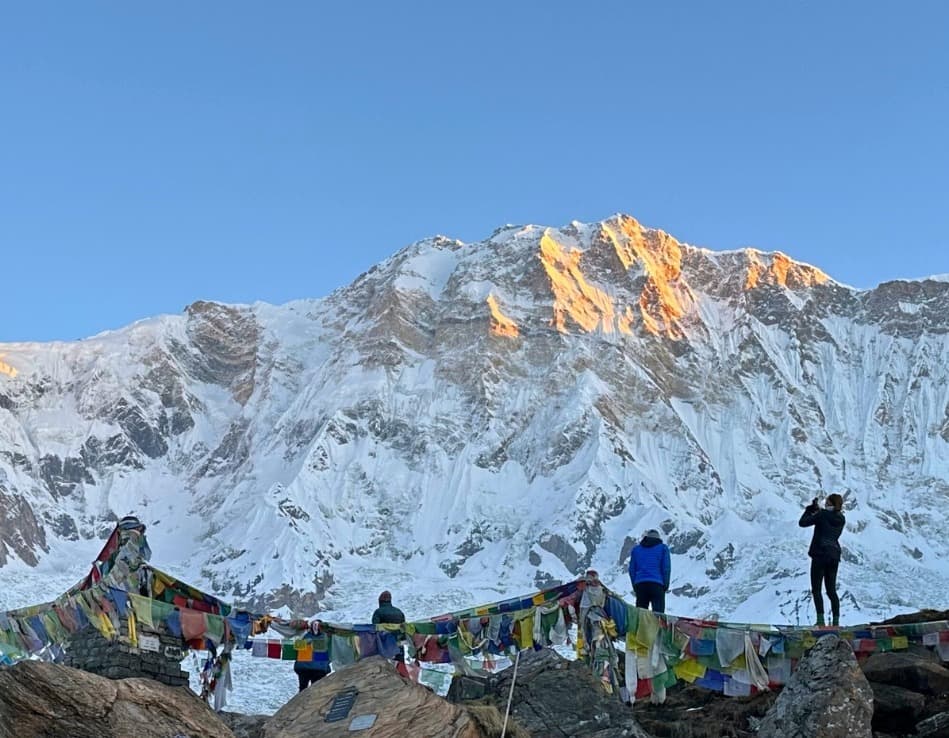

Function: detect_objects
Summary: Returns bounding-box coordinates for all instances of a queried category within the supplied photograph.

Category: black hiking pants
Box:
[633,581,666,614]
[296,668,328,691]
[810,556,840,619]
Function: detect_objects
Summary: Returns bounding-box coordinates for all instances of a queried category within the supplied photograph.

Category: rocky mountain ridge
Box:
[1,214,948,623]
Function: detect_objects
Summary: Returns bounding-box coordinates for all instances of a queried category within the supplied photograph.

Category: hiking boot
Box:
[815,613,825,627]
[832,614,840,627]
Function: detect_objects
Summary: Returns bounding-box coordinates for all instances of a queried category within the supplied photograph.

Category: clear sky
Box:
[2,2,948,342]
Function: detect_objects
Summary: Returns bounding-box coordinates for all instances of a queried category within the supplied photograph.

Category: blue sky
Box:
[2,2,948,342]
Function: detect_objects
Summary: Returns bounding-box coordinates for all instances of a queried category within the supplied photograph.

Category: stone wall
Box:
[63,617,190,687]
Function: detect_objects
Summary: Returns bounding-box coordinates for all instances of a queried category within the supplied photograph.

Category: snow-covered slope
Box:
[2,214,948,625]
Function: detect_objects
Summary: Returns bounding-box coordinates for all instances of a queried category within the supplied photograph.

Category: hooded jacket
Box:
[371,602,406,625]
[629,535,672,589]
[798,507,845,561]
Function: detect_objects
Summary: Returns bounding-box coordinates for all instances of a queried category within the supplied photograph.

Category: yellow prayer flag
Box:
[674,657,707,682]
[517,616,533,650]
[634,609,659,650]
[127,610,138,648]
[97,612,116,639]
[129,594,154,628]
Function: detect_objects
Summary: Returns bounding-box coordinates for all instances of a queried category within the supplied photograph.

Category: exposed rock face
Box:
[0,660,234,738]
[263,656,488,738]
[1,214,949,620]
[916,710,949,736]
[757,634,873,738]
[858,639,949,735]
[869,682,927,733]
[862,650,949,696]
[631,683,775,738]
[0,490,46,566]
[220,711,268,738]
[450,647,652,738]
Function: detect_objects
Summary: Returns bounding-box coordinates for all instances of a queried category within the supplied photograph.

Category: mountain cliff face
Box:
[1,214,948,623]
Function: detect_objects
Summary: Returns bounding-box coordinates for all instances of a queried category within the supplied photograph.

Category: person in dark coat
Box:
[799,493,846,626]
[628,529,672,613]
[371,591,405,625]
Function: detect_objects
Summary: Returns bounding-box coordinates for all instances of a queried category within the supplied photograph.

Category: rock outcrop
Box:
[859,646,949,736]
[220,711,269,738]
[0,660,234,738]
[757,634,873,738]
[263,656,491,738]
[862,650,949,697]
[631,682,775,738]
[449,647,652,738]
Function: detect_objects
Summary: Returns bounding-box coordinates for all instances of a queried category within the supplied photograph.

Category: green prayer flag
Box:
[206,614,225,644]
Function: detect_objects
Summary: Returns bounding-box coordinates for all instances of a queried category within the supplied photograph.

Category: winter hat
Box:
[643,529,661,540]
[378,590,392,604]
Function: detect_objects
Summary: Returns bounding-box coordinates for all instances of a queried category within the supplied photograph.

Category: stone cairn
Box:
[63,617,190,687]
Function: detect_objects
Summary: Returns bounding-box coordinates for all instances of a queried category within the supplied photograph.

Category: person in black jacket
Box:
[799,493,845,626]
[371,591,405,625]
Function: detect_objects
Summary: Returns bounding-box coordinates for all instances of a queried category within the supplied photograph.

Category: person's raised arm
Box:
[799,498,820,527]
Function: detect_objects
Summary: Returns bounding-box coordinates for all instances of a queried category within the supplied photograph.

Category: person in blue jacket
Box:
[628,529,671,613]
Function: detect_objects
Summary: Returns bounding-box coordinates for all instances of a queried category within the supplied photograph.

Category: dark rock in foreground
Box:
[449,647,652,737]
[863,650,949,697]
[220,711,268,738]
[0,660,234,738]
[757,634,873,738]
[632,683,776,738]
[263,655,494,738]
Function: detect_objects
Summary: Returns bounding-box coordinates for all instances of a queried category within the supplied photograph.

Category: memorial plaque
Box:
[324,688,358,723]
[348,714,377,731]
[138,635,160,652]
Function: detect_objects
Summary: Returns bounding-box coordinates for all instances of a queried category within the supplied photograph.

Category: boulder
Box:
[916,709,949,737]
[632,682,776,738]
[870,682,927,734]
[220,711,268,738]
[0,660,234,738]
[875,610,949,627]
[757,634,873,738]
[861,651,949,696]
[263,656,489,738]
[451,647,653,738]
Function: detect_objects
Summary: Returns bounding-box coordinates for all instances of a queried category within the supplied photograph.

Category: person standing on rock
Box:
[293,620,330,691]
[372,591,408,665]
[628,529,672,613]
[799,493,846,627]
[371,591,406,625]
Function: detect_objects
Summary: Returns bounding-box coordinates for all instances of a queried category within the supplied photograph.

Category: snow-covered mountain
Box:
[2,214,948,625]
